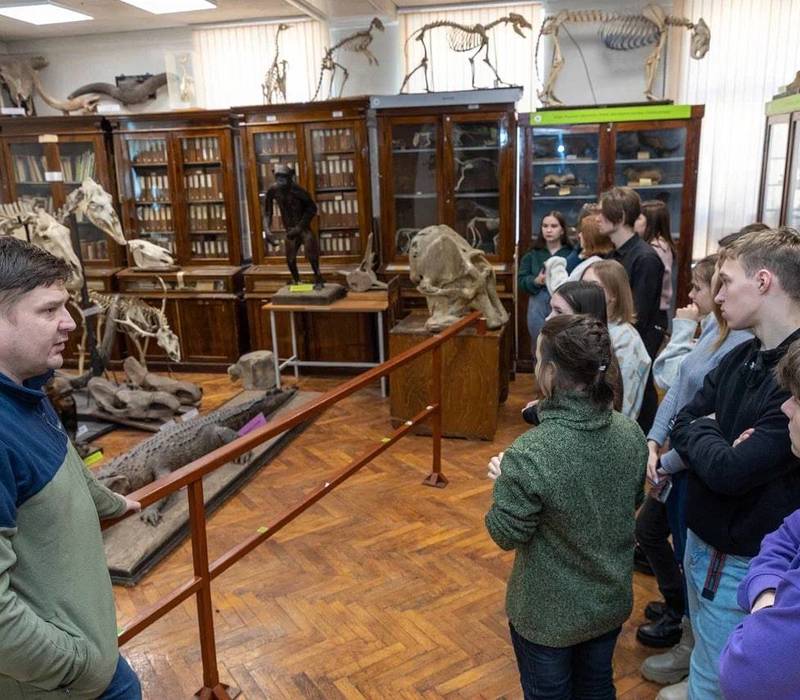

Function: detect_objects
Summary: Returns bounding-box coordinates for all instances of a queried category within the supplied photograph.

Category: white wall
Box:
[5,27,192,115]
[327,18,402,98]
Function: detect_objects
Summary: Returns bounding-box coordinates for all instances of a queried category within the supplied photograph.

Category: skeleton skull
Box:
[690,18,710,59]
[509,12,533,37]
[67,178,126,245]
[127,239,174,269]
[32,210,83,290]
[156,326,181,363]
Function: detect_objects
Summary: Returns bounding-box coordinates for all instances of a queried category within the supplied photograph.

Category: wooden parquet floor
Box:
[93,370,664,699]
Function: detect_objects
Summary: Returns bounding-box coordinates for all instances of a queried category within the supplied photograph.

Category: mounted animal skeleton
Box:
[89,284,181,367]
[312,17,384,101]
[400,13,532,93]
[262,23,289,104]
[536,4,710,105]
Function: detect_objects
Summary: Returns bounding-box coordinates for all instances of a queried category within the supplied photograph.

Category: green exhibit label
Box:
[531,104,692,126]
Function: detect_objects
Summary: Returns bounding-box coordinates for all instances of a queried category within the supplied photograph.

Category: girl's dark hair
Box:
[532,210,569,250]
[692,253,717,288]
[641,199,676,253]
[539,314,615,409]
[553,281,608,324]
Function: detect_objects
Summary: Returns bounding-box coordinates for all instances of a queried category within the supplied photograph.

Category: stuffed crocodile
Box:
[95,388,295,525]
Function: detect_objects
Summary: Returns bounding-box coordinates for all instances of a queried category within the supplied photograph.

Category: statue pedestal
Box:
[271,283,346,306]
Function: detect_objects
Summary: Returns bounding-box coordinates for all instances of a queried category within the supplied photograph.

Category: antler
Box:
[116,316,158,338]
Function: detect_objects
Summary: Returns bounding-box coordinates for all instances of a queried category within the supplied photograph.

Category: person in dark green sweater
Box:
[486,315,647,700]
[519,211,573,362]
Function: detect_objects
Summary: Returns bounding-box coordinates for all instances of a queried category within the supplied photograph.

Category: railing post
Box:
[189,480,239,700]
[423,342,448,487]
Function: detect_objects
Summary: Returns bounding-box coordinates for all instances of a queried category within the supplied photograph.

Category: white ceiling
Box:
[0,0,414,40]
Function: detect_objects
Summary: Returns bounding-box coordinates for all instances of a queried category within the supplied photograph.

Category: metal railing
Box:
[102,311,485,699]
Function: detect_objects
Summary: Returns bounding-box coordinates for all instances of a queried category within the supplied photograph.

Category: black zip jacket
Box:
[670,329,800,556]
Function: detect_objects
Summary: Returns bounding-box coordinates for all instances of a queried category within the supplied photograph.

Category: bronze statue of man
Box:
[262,164,325,289]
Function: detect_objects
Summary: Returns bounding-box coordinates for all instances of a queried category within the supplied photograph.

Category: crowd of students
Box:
[493,187,800,700]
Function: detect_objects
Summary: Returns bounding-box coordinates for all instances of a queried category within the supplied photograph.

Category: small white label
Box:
[97,102,121,114]
[331,110,343,118]
[328,154,340,160]
[637,150,651,160]
[566,154,577,160]
[180,408,199,422]
[558,186,571,196]
[334,194,343,201]
[76,424,89,437]
[45,170,64,182]
[1,107,25,116]
[38,133,58,143]
[467,104,479,110]
[266,115,277,122]
[639,177,653,186]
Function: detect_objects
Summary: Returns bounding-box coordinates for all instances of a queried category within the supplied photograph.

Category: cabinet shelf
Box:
[183,160,221,166]
[616,157,685,164]
[453,145,499,151]
[132,161,168,167]
[135,200,172,205]
[314,149,356,157]
[187,198,225,204]
[533,194,597,200]
[533,158,598,165]
[455,192,499,198]
[257,153,297,160]
[392,148,435,154]
[189,230,227,235]
[16,181,50,186]
[395,193,437,199]
[624,183,684,190]
[315,187,357,193]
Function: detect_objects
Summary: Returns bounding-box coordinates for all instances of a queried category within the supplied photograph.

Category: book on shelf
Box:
[191,236,229,258]
[61,151,95,183]
[319,231,354,254]
[185,170,223,200]
[258,131,296,156]
[314,156,355,189]
[188,202,227,231]
[137,173,169,201]
[184,137,220,162]
[14,154,47,183]
[137,204,173,232]
[132,140,167,164]
[313,128,355,153]
[318,193,359,229]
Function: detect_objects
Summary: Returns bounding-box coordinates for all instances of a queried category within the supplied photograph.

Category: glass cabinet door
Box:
[58,140,107,263]
[787,121,800,229]
[450,118,504,254]
[307,123,360,256]
[125,137,176,256]
[180,135,228,261]
[531,126,600,239]
[389,120,438,255]
[761,121,789,226]
[252,128,298,260]
[614,126,687,246]
[9,142,51,209]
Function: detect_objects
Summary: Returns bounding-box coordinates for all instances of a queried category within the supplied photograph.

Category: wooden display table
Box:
[262,290,391,396]
[389,311,509,440]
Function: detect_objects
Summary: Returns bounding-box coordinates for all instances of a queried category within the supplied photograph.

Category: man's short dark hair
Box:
[0,237,71,311]
[600,186,641,228]
[718,222,771,249]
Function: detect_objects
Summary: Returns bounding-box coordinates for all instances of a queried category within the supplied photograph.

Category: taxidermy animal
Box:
[312,17,384,101]
[127,239,175,270]
[400,13,532,93]
[88,288,181,366]
[344,232,387,292]
[124,356,202,407]
[95,388,296,525]
[262,23,289,104]
[88,376,182,422]
[536,4,710,105]
[408,224,508,332]
[68,72,168,106]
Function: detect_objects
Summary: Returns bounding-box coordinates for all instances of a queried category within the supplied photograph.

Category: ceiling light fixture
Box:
[118,0,216,14]
[0,1,93,25]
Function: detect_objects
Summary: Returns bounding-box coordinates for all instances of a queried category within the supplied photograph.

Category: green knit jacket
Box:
[485,393,647,647]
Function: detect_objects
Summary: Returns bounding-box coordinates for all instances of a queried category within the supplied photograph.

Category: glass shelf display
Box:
[787,121,800,230]
[181,136,227,260]
[760,121,789,227]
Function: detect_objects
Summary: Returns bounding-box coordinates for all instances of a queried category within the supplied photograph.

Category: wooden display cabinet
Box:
[517,104,704,369]
[375,99,517,358]
[116,266,245,370]
[757,94,800,229]
[236,98,378,365]
[111,110,242,266]
[0,115,125,270]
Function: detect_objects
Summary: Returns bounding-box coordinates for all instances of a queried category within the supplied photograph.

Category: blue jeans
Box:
[684,529,750,700]
[509,622,621,700]
[526,290,551,360]
[98,655,142,700]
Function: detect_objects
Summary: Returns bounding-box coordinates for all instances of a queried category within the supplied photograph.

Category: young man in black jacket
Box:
[666,226,800,700]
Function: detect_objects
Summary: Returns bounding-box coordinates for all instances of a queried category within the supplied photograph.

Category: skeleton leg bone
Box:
[643,33,667,100]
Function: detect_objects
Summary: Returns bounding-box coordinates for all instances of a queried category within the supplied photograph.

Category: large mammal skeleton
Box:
[312,17,384,101]
[536,4,710,106]
[400,13,532,93]
[262,23,289,105]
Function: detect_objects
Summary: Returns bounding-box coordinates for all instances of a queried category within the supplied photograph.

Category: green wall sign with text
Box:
[530,104,692,126]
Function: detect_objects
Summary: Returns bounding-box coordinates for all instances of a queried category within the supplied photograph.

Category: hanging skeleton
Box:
[262,23,289,105]
[535,4,710,106]
[312,17,384,101]
[400,13,532,93]
[454,156,497,192]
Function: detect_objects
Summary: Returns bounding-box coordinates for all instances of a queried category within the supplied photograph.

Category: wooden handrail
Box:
[103,310,485,699]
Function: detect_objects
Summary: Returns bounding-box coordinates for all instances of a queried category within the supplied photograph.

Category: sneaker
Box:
[637,608,683,648]
[641,617,694,684]
[655,679,688,700]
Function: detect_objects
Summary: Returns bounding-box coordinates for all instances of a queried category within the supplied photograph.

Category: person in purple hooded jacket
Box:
[719,337,800,700]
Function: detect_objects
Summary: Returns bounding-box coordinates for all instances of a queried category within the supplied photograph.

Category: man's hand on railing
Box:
[121,496,142,515]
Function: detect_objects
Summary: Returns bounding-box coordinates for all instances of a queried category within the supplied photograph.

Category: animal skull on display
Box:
[65,178,125,245]
[509,12,533,36]
[127,239,174,270]
[32,209,84,290]
[691,18,711,58]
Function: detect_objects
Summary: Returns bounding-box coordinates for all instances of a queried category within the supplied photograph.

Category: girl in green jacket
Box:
[486,315,647,699]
